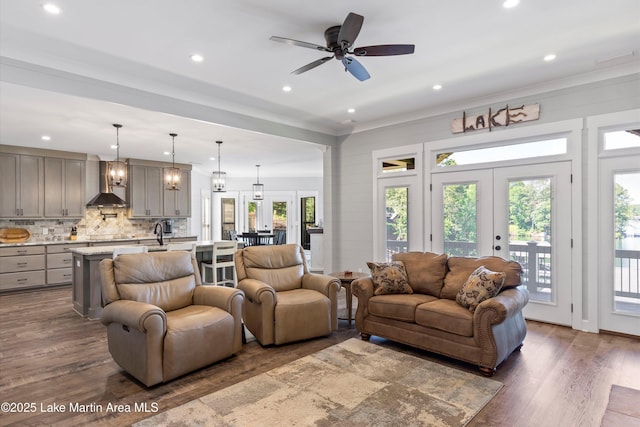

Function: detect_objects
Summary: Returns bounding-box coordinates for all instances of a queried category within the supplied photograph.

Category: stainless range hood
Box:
[86,161,128,208]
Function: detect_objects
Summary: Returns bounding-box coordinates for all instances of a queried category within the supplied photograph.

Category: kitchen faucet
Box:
[154,222,164,246]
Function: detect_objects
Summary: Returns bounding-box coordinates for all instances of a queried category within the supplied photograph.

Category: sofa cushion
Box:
[441,256,522,300]
[415,299,474,337]
[367,261,413,296]
[456,266,505,312]
[369,294,439,322]
[392,252,448,297]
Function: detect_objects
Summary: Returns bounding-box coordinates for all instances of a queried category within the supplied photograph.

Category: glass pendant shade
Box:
[107,124,127,188]
[165,167,181,190]
[212,171,226,192]
[252,164,264,200]
[107,160,127,187]
[165,133,181,191]
[212,140,226,193]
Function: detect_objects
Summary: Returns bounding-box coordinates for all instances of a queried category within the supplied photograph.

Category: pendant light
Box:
[252,164,264,200]
[107,123,127,188]
[212,140,226,192]
[165,133,181,190]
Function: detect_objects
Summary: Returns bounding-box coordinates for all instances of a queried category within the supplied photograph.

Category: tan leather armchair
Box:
[99,251,244,386]
[235,244,341,345]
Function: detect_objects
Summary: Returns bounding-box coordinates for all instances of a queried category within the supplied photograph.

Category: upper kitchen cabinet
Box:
[127,163,164,218]
[0,152,44,218]
[127,159,191,218]
[163,169,191,217]
[44,157,86,218]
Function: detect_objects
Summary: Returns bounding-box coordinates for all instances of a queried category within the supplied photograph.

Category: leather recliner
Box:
[99,251,244,386]
[235,244,341,346]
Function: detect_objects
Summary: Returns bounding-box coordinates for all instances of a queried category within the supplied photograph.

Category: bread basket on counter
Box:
[0,228,32,243]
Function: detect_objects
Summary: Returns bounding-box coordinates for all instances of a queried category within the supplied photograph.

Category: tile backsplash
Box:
[0,209,189,241]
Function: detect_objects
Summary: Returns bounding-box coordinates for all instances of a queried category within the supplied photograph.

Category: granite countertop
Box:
[0,236,198,248]
[69,240,240,256]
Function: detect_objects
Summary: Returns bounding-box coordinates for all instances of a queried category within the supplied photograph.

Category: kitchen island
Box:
[70,240,240,319]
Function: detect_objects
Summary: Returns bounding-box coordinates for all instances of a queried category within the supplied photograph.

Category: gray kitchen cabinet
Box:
[44,157,86,218]
[128,164,164,217]
[0,245,46,291]
[163,169,191,217]
[0,153,44,218]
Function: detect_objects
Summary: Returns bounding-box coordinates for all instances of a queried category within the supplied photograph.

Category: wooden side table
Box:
[329,271,369,325]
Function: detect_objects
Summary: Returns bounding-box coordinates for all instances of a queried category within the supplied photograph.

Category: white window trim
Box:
[585,108,640,333]
[424,118,583,330]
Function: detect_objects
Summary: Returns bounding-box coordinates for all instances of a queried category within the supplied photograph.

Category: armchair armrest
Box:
[100,300,167,334]
[302,273,341,297]
[474,286,529,326]
[237,278,276,305]
[351,277,375,330]
[193,286,244,313]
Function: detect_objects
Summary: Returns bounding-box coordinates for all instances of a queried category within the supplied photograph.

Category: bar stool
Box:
[112,246,148,258]
[166,242,197,254]
[201,241,237,287]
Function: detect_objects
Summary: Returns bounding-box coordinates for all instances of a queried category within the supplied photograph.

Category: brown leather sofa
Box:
[235,244,341,345]
[99,251,244,386]
[352,252,529,375]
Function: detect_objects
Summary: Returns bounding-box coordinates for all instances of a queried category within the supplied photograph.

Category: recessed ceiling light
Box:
[282,85,292,92]
[110,145,118,150]
[209,157,216,161]
[42,3,61,14]
[544,53,557,62]
[503,0,520,9]
[190,54,204,63]
[41,135,51,141]
[163,151,170,156]
[432,84,442,90]
[347,108,356,114]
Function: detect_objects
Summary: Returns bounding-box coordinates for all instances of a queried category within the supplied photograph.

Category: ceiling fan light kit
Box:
[270,12,415,81]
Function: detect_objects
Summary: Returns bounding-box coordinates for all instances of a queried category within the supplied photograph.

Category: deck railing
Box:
[387,240,640,305]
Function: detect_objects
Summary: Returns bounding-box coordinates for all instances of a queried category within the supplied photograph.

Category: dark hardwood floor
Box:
[1,286,638,427]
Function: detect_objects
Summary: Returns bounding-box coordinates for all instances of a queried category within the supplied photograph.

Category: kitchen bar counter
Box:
[71,240,239,319]
[0,235,198,248]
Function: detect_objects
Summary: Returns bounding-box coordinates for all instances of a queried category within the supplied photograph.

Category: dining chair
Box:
[112,246,148,258]
[201,241,238,287]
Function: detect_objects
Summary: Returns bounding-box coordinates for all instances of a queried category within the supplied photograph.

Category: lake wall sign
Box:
[451,103,540,134]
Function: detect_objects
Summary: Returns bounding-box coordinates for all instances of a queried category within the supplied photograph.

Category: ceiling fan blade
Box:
[342,57,370,81]
[292,56,333,75]
[270,36,330,52]
[353,44,415,56]
[338,12,364,47]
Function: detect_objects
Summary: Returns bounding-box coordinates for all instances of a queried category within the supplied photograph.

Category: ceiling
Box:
[1,0,639,178]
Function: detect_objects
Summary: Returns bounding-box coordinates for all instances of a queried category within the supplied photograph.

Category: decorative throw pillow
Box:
[367,261,413,296]
[456,266,505,312]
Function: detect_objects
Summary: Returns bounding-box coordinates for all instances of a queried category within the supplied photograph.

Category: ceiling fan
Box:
[270,12,415,81]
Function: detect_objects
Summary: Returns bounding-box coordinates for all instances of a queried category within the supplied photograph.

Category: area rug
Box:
[134,338,502,427]
[600,384,640,426]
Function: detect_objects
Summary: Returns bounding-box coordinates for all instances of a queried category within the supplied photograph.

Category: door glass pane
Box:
[221,198,235,239]
[613,172,640,313]
[508,178,552,302]
[443,183,477,256]
[272,201,287,244]
[385,187,408,261]
[301,197,315,250]
[248,201,257,232]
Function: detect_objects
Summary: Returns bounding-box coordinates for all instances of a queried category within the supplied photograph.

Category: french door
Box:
[599,156,640,335]
[432,162,573,325]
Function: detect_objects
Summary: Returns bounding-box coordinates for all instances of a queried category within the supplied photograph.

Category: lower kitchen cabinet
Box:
[0,245,46,291]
